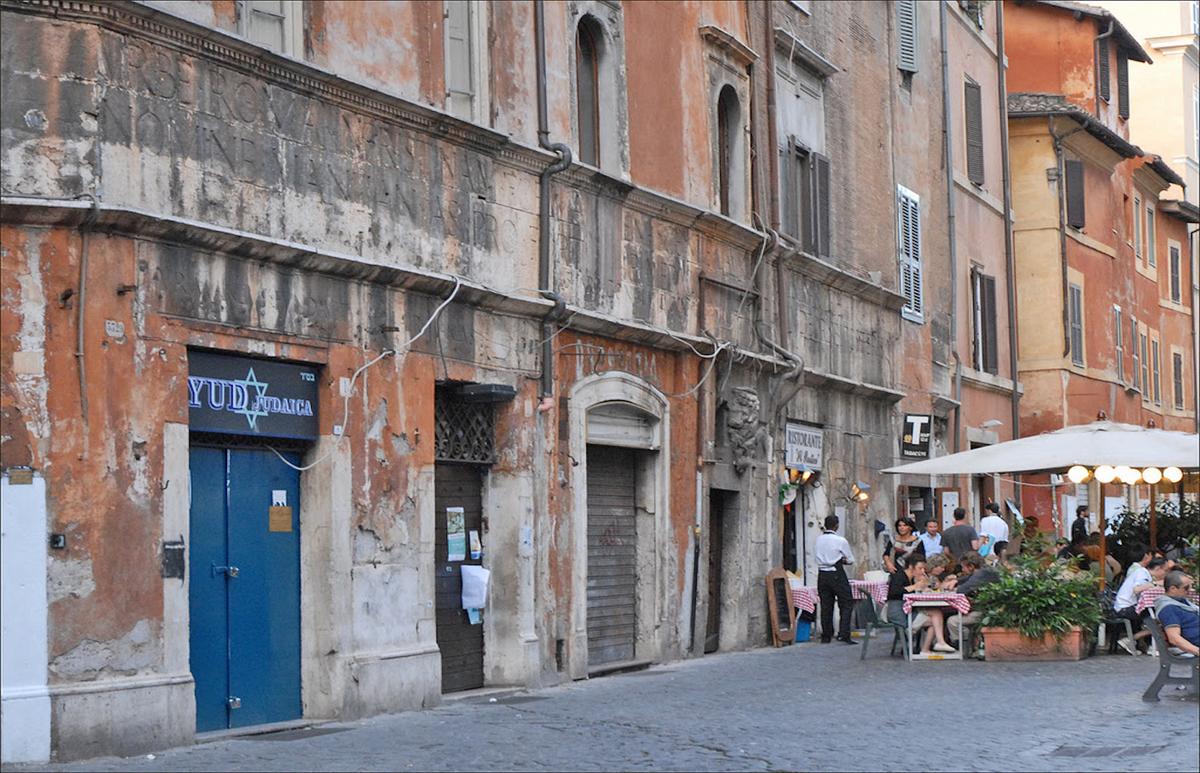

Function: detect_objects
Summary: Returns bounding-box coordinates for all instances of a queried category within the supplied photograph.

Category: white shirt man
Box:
[814,514,856,644]
[979,505,1009,548]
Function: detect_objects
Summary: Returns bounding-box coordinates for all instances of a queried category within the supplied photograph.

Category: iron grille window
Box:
[435,393,495,463]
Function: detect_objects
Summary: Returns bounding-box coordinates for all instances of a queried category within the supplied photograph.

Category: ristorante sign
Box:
[188,351,319,439]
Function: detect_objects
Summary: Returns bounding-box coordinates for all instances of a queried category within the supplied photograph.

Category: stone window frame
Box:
[236,0,305,59]
[567,1,630,178]
[700,26,755,224]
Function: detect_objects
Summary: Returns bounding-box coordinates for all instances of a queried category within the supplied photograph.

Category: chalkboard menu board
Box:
[765,568,796,647]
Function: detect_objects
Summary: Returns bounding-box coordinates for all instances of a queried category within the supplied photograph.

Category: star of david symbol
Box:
[232,367,270,431]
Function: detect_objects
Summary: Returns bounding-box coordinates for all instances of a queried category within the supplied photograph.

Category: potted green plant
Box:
[974,533,1102,661]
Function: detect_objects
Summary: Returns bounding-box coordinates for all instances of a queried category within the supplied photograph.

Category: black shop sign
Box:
[900,413,932,459]
[188,351,319,440]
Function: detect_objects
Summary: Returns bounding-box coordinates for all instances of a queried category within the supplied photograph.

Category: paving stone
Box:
[5,645,1197,772]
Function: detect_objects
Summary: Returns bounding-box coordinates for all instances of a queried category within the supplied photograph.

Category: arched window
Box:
[716,86,740,216]
[576,16,603,167]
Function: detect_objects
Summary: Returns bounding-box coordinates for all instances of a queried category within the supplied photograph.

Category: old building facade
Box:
[0,0,1074,764]
[1004,0,1198,528]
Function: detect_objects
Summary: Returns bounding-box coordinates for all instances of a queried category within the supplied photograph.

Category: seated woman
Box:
[883,517,921,573]
[886,555,956,654]
[925,553,957,591]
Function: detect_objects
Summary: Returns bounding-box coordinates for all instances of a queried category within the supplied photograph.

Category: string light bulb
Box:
[1163,467,1183,483]
[1093,465,1116,483]
[1141,467,1162,485]
[1067,465,1090,484]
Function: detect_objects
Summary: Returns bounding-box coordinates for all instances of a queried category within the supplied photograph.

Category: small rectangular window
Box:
[1173,352,1185,410]
[1065,159,1085,229]
[971,270,998,374]
[1068,284,1084,366]
[898,186,923,321]
[1114,306,1124,382]
[1170,245,1182,303]
[780,142,830,258]
[1152,339,1161,404]
[1097,37,1110,101]
[897,0,919,73]
[964,80,985,185]
[444,1,476,120]
[1145,207,1156,267]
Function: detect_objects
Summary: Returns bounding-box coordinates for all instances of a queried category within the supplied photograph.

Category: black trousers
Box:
[817,567,854,641]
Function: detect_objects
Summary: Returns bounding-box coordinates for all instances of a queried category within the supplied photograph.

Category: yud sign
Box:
[900,413,932,459]
[188,350,320,440]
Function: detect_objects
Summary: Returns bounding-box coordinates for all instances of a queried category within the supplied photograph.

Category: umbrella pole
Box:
[1149,483,1157,552]
[1098,482,1107,594]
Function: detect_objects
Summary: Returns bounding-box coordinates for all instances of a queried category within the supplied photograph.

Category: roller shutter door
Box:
[586,445,638,667]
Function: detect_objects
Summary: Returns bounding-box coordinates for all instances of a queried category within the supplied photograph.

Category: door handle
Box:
[227,696,242,709]
[212,564,240,578]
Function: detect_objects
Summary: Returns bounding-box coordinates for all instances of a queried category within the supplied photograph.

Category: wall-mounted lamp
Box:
[979,419,1004,430]
[849,480,871,504]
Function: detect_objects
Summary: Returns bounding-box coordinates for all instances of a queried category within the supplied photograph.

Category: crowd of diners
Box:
[875,503,1200,658]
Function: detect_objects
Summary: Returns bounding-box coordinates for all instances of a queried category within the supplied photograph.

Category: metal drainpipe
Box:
[996,1,1021,449]
[535,0,573,399]
[939,3,962,457]
[76,194,100,458]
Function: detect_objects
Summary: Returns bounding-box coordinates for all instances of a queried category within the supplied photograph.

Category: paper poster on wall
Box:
[461,564,490,609]
[940,490,960,529]
[446,507,466,561]
[469,530,482,560]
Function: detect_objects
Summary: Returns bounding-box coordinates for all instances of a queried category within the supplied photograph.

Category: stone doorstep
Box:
[586,659,653,678]
[194,717,334,745]
[439,685,528,705]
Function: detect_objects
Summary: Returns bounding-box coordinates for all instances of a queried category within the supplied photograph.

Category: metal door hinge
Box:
[227,696,242,710]
[212,564,239,578]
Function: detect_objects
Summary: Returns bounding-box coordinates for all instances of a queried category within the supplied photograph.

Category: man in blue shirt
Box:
[1156,571,1199,657]
[918,517,943,557]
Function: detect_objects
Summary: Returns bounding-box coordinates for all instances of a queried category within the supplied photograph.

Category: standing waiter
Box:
[815,514,857,644]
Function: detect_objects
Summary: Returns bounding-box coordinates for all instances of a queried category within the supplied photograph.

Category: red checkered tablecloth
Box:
[851,580,889,605]
[1136,587,1200,614]
[791,584,818,614]
[903,592,971,616]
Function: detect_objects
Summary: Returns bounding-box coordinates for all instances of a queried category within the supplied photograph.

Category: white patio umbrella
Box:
[881,421,1199,476]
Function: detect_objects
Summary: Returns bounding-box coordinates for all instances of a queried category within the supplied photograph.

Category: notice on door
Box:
[269,506,293,532]
[446,507,466,561]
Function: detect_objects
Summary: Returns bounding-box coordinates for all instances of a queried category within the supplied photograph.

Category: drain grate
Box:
[247,727,350,742]
[1050,745,1166,758]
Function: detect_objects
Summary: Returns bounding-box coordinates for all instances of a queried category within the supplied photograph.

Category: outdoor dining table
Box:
[1136,587,1200,615]
[850,579,888,605]
[790,582,817,614]
[902,592,971,661]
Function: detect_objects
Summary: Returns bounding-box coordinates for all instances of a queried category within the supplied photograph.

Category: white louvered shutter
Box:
[898,186,923,321]
[897,0,918,73]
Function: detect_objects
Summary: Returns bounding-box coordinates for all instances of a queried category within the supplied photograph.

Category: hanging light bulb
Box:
[1067,465,1090,484]
[1121,467,1142,485]
[1163,467,1184,483]
[1113,466,1134,485]
[1142,467,1162,485]
[1093,465,1117,484]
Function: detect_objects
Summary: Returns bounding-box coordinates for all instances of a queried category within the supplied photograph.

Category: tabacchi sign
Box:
[188,351,320,439]
[900,414,932,459]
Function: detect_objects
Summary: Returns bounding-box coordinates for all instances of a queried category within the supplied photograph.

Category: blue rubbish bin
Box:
[794,620,812,642]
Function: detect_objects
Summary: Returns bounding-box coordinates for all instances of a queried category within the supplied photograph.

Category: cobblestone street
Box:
[8,644,1198,773]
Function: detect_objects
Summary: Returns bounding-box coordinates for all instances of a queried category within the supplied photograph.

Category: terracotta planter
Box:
[981,626,1088,661]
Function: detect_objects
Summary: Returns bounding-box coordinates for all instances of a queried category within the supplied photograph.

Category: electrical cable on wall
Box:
[269,276,463,472]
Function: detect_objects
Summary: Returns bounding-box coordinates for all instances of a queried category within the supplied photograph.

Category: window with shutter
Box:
[1152,339,1161,404]
[1173,353,1185,410]
[1117,53,1129,120]
[1113,306,1124,382]
[1065,159,1085,229]
[897,186,923,322]
[1068,284,1084,366]
[444,1,475,120]
[1170,245,1182,303]
[970,270,998,374]
[1145,206,1156,267]
[1133,194,1142,259]
[1131,317,1141,390]
[576,17,602,167]
[1140,332,1150,398]
[814,154,831,258]
[240,0,303,56]
[964,80,985,185]
[780,144,800,239]
[1097,37,1110,101]
[897,0,918,73]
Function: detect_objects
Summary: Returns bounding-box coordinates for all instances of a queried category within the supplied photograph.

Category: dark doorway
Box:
[434,462,486,693]
[704,490,729,654]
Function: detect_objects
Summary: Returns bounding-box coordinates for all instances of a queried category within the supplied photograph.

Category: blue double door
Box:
[189,446,302,732]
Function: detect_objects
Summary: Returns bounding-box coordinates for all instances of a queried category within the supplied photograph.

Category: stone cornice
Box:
[0,0,766,254]
[777,245,907,311]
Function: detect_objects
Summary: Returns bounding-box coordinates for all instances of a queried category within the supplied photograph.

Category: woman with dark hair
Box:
[883,517,920,572]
